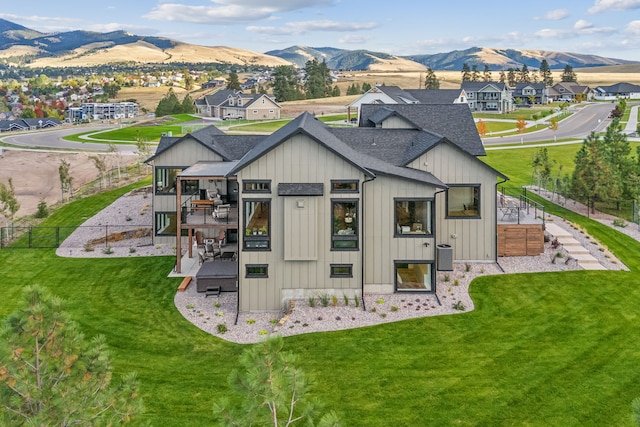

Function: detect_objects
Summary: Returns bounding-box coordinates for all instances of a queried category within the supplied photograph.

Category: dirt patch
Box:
[0,149,138,219]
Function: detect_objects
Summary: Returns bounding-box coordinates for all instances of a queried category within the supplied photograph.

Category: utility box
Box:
[436,244,453,271]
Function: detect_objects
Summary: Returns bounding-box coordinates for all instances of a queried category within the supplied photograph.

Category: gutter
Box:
[360,175,376,311]
[432,187,448,307]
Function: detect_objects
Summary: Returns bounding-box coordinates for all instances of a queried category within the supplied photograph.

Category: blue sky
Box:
[2,0,640,60]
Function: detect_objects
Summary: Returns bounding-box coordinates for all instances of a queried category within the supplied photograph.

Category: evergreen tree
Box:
[227,72,241,90]
[571,132,621,204]
[461,63,471,82]
[331,85,341,97]
[271,66,302,102]
[180,93,195,113]
[498,70,506,83]
[482,65,492,82]
[561,65,578,82]
[471,64,480,82]
[361,82,372,92]
[519,64,530,83]
[304,59,332,99]
[0,285,143,426]
[424,67,440,89]
[214,336,339,426]
[507,68,517,87]
[539,59,553,86]
[20,107,36,118]
[155,88,181,116]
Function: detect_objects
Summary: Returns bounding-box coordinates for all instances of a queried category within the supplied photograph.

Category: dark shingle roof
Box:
[203,89,237,106]
[146,125,227,161]
[405,89,462,104]
[359,104,485,156]
[596,82,640,93]
[227,112,374,177]
[461,81,509,92]
[376,85,420,104]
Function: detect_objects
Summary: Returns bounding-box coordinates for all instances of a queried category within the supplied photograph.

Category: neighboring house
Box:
[461,82,515,113]
[347,85,468,119]
[0,118,62,132]
[147,103,509,312]
[67,102,139,121]
[194,89,281,120]
[512,83,549,105]
[547,82,592,102]
[593,82,640,101]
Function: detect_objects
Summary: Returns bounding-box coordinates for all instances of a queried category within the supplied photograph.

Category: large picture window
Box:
[332,199,358,250]
[155,168,199,195]
[244,199,270,250]
[395,198,433,236]
[395,262,434,292]
[447,185,480,218]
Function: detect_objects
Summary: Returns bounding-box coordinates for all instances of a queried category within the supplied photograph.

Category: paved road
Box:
[0,123,138,154]
[482,102,615,145]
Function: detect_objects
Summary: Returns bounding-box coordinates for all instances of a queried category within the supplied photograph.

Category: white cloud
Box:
[544,9,570,20]
[144,0,335,24]
[338,34,372,44]
[247,20,377,36]
[588,0,640,14]
[626,20,640,34]
[574,19,594,30]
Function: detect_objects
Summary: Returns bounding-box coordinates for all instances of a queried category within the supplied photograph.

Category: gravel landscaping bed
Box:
[57,188,632,344]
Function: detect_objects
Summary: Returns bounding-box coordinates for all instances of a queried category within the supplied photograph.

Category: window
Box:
[395,198,433,236]
[395,262,434,292]
[331,180,359,193]
[155,168,199,195]
[243,180,271,193]
[246,264,268,278]
[253,109,258,114]
[244,199,270,250]
[332,199,358,250]
[154,212,188,236]
[330,264,353,278]
[447,185,480,218]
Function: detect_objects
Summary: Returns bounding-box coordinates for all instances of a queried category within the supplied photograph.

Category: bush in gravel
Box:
[83,243,94,252]
[307,296,316,308]
[453,301,466,311]
[613,218,627,228]
[319,293,330,307]
[354,296,360,308]
[102,246,113,255]
[331,295,338,307]
[343,295,349,306]
[217,324,227,334]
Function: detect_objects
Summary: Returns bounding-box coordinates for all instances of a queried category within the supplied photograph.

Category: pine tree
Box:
[499,71,506,83]
[571,131,621,204]
[561,65,578,82]
[519,64,530,83]
[424,67,440,89]
[271,66,302,102]
[539,59,553,85]
[214,336,339,426]
[361,82,372,92]
[304,59,332,99]
[471,64,480,82]
[0,285,143,426]
[507,68,517,87]
[227,72,241,90]
[461,63,471,82]
[482,65,492,82]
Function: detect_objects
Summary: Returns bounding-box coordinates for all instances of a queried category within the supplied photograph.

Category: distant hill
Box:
[0,18,291,67]
[0,18,636,71]
[268,45,637,71]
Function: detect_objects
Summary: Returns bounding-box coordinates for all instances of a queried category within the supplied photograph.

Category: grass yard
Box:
[4,149,640,424]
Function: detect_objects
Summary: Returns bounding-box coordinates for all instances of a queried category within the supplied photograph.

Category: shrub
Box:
[129,247,136,253]
[247,318,256,325]
[453,301,466,311]
[34,199,49,218]
[307,296,316,308]
[331,295,338,307]
[354,296,360,308]
[217,324,227,334]
[83,243,94,252]
[443,274,450,282]
[319,293,330,307]
[102,246,113,255]
[613,218,627,228]
[390,306,399,312]
[343,294,350,306]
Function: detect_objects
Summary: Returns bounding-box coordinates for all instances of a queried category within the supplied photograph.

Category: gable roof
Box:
[359,104,485,156]
[375,85,420,104]
[146,125,242,162]
[202,89,238,107]
[595,82,640,93]
[461,81,509,92]
[227,112,375,177]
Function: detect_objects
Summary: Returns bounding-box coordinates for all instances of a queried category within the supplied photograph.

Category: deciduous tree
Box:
[0,178,19,223]
[58,159,73,202]
[476,119,487,136]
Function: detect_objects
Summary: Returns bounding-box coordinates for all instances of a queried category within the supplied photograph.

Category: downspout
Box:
[360,175,376,311]
[495,177,509,273]
[176,176,183,273]
[432,187,447,306]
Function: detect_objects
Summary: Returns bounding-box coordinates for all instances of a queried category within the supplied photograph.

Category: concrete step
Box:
[545,222,572,238]
[581,263,608,270]
[556,236,581,246]
[565,246,589,255]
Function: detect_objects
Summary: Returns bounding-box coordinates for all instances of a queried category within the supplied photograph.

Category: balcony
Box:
[181,202,238,229]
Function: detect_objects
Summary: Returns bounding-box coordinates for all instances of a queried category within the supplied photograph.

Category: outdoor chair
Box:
[204,242,220,260]
[194,230,204,250]
[213,204,230,222]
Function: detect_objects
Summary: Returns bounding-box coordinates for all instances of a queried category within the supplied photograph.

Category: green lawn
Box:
[4,150,640,425]
[474,108,557,121]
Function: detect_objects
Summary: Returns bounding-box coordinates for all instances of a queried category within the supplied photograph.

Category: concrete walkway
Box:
[624,105,639,133]
[544,223,607,270]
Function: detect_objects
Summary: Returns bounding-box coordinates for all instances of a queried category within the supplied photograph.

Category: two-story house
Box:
[512,83,549,105]
[547,82,592,102]
[461,82,514,113]
[147,103,508,312]
[194,89,281,120]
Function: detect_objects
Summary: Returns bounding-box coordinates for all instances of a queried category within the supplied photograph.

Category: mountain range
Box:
[0,18,636,71]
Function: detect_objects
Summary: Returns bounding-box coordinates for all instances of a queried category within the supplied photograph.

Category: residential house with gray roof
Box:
[512,83,549,105]
[460,82,514,113]
[194,89,281,120]
[147,104,509,312]
[593,82,640,101]
[547,82,592,102]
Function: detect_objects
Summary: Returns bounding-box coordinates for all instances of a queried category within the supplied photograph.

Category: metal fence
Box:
[1,224,153,250]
